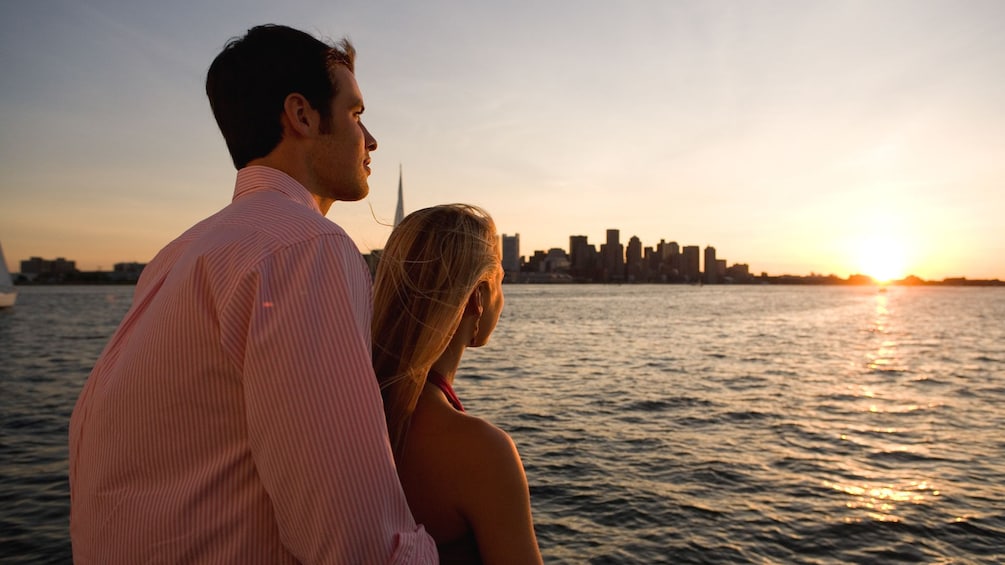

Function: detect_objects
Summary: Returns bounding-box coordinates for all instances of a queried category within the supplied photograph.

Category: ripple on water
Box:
[5,285,1005,564]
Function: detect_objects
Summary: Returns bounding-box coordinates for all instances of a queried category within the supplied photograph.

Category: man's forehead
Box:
[332,65,363,104]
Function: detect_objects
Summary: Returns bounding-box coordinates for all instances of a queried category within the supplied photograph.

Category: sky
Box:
[1,0,1003,280]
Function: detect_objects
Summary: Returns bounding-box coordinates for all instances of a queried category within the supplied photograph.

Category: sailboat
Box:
[0,241,17,308]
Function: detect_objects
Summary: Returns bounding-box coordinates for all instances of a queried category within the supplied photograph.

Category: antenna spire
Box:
[394,164,404,227]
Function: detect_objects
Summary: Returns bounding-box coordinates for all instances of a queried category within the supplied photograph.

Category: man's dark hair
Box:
[206,24,356,169]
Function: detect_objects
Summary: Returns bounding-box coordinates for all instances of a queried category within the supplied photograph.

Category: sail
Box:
[0,241,16,307]
[0,241,13,289]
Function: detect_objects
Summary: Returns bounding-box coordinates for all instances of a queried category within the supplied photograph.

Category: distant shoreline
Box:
[502,279,1005,287]
[14,277,1005,288]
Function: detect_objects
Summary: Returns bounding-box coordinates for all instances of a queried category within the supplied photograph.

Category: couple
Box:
[68,24,541,564]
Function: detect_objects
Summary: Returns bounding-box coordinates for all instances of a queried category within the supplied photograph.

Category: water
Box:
[2,285,1004,563]
[1,287,133,563]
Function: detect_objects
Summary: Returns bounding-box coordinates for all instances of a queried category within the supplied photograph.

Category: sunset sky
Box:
[1,0,1002,280]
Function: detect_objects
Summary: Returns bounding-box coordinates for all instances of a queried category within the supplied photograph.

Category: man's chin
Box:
[336,182,369,202]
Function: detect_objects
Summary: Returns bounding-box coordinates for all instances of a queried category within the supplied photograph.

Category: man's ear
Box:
[280,93,316,137]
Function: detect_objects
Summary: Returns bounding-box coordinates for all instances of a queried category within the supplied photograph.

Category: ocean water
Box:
[2,284,1004,563]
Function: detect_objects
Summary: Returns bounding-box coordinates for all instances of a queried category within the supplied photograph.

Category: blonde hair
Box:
[372,204,501,457]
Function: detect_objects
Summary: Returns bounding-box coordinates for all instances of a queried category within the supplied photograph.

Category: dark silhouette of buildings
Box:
[501,233,521,281]
[17,170,1002,287]
[681,246,700,282]
[704,246,717,284]
[110,262,145,282]
[15,257,145,284]
[601,229,625,283]
[626,236,642,282]
[20,256,76,280]
[499,228,757,284]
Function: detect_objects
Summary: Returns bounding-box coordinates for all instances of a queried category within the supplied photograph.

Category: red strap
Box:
[426,370,465,412]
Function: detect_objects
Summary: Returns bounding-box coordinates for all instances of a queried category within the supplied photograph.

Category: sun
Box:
[857,236,908,283]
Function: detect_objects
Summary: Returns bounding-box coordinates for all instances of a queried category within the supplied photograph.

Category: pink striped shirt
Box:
[69,166,436,564]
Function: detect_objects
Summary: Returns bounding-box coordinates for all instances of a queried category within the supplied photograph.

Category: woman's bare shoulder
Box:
[443,410,542,563]
[406,390,542,564]
[406,391,527,504]
[411,398,520,472]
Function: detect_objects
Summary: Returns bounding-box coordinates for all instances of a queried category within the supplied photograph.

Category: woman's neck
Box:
[430,334,468,385]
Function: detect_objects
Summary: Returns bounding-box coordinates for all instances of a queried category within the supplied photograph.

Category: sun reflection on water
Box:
[873,293,888,330]
[827,291,957,524]
[825,479,940,523]
[865,293,908,372]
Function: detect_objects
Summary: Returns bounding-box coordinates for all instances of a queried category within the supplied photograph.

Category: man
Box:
[69,24,437,563]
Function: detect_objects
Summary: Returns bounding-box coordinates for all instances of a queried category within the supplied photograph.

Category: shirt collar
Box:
[233,166,322,214]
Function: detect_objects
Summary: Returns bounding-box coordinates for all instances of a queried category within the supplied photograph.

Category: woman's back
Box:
[399,383,539,564]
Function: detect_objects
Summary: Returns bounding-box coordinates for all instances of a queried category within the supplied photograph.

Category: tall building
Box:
[501,233,520,276]
[657,240,680,280]
[644,246,659,281]
[604,229,624,282]
[569,235,597,281]
[704,246,718,284]
[393,164,405,227]
[626,236,642,282]
[681,246,700,282]
[569,235,588,268]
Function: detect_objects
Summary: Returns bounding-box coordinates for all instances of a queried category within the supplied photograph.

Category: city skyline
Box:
[14,221,1003,285]
[1,1,1003,280]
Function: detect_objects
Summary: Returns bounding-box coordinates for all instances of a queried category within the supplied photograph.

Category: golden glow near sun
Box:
[858,236,908,283]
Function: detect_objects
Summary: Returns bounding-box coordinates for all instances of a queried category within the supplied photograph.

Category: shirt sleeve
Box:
[229,234,437,564]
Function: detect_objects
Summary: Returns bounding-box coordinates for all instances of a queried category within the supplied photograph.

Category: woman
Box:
[372,204,542,564]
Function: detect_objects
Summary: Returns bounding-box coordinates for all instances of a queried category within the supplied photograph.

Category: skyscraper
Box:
[393,164,404,227]
[501,234,521,277]
[569,235,596,281]
[704,246,718,284]
[569,235,589,269]
[626,236,642,282]
[657,240,681,280]
[604,229,624,282]
[681,246,700,282]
